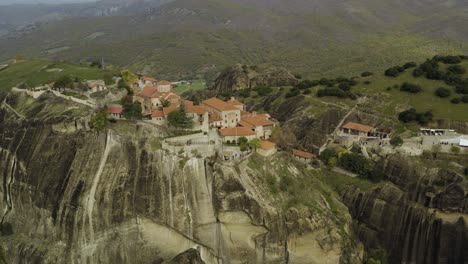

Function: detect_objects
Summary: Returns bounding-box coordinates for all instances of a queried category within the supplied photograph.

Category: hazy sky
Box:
[0,0,96,4]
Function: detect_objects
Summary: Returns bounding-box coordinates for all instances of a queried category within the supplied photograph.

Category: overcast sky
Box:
[0,0,96,5]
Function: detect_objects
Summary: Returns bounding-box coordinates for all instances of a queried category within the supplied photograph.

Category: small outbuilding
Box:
[292,149,316,163]
[341,122,375,137]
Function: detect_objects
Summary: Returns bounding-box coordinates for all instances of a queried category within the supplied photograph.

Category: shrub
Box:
[451,98,461,104]
[462,96,468,103]
[400,82,422,93]
[390,136,404,147]
[455,84,468,94]
[295,79,318,89]
[339,153,373,178]
[338,82,351,91]
[434,87,451,98]
[413,68,424,77]
[447,65,466,75]
[464,167,468,176]
[361,71,373,77]
[317,87,347,98]
[434,55,462,64]
[385,66,404,77]
[256,86,273,96]
[451,146,461,154]
[320,148,336,163]
[403,62,417,69]
[398,108,433,125]
[285,88,301,98]
[0,222,13,236]
[364,81,371,85]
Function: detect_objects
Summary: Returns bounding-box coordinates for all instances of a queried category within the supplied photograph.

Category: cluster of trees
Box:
[121,99,142,120]
[400,82,422,93]
[434,87,451,98]
[92,110,109,132]
[255,86,273,96]
[413,56,467,87]
[398,108,433,125]
[320,148,381,182]
[450,96,468,104]
[237,137,261,151]
[167,104,193,129]
[384,61,417,77]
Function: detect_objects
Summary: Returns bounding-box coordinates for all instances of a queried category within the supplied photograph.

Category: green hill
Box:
[0,59,107,91]
[0,0,467,80]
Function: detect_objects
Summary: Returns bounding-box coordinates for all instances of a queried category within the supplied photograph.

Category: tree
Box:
[122,101,142,120]
[338,152,373,178]
[92,111,108,132]
[451,98,461,104]
[256,86,273,96]
[447,65,466,74]
[327,157,337,168]
[390,136,404,147]
[120,69,138,83]
[238,136,248,145]
[435,87,451,98]
[167,104,192,129]
[464,167,468,176]
[320,148,336,163]
[403,62,417,69]
[161,99,171,108]
[400,82,422,93]
[361,71,373,77]
[54,75,74,90]
[248,138,262,150]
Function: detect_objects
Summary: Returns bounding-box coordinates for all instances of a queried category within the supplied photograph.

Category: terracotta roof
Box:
[139,86,158,98]
[202,97,238,111]
[209,112,222,123]
[107,105,123,114]
[220,127,256,137]
[186,106,207,115]
[241,110,251,116]
[227,98,243,106]
[342,122,374,133]
[157,80,171,85]
[163,106,178,116]
[151,110,164,118]
[241,114,275,127]
[184,100,194,106]
[143,76,157,82]
[260,141,276,150]
[293,149,315,159]
[239,120,255,129]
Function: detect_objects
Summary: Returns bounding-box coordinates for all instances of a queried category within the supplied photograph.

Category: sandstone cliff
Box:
[212,64,299,93]
[0,92,359,263]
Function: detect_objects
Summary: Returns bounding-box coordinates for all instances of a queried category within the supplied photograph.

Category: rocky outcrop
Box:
[342,156,468,264]
[212,64,299,92]
[0,92,359,263]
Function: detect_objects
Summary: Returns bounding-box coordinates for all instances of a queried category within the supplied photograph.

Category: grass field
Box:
[0,59,106,92]
[352,61,468,122]
[174,80,207,94]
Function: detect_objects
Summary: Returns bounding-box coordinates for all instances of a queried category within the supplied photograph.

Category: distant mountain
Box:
[0,0,467,79]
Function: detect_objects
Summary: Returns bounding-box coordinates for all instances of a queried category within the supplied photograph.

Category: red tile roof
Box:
[139,86,158,98]
[293,149,315,159]
[157,80,171,85]
[220,127,256,137]
[143,76,157,82]
[202,97,238,111]
[241,110,251,116]
[241,114,275,127]
[209,112,222,123]
[239,120,255,129]
[184,100,194,106]
[107,105,123,114]
[227,98,243,106]
[186,106,207,115]
[342,122,375,133]
[151,110,164,118]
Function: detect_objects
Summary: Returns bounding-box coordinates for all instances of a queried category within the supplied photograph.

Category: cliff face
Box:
[212,64,299,93]
[0,92,359,263]
[342,156,468,264]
